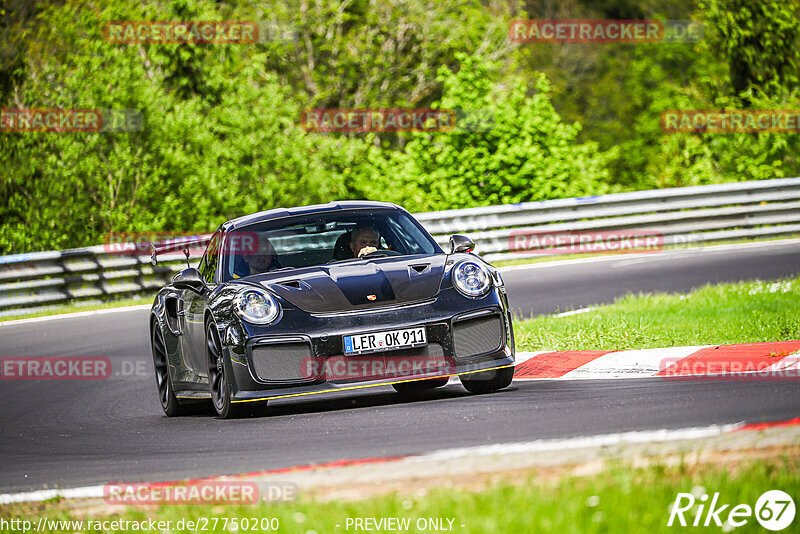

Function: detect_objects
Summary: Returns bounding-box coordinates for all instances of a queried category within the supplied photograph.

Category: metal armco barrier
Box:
[2,177,800,317]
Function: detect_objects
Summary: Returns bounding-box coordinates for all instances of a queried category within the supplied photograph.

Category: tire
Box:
[206,321,267,418]
[460,366,514,394]
[151,321,190,416]
[392,376,449,394]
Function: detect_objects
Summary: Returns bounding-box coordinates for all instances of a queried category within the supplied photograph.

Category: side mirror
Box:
[449,234,475,254]
[173,268,205,292]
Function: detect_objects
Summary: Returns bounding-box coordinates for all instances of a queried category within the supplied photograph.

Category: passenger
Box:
[235,237,278,278]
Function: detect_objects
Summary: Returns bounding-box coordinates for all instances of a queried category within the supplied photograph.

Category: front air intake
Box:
[250,342,314,382]
[452,314,503,359]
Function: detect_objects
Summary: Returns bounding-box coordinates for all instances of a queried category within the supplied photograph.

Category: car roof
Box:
[223,201,403,230]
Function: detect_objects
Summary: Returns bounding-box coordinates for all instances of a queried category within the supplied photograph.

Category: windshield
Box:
[222,209,442,280]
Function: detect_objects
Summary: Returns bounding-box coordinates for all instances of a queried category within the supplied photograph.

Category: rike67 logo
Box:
[668,489,795,530]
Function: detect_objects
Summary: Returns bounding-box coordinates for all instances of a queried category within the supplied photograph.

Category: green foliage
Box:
[522,0,800,190]
[3,0,800,253]
[265,0,515,109]
[364,54,617,211]
[700,0,800,96]
[618,40,800,189]
[0,0,374,252]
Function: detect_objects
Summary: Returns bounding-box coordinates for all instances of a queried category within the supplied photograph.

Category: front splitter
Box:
[229,357,515,404]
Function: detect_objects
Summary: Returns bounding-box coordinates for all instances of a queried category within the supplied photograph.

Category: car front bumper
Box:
[221,288,515,402]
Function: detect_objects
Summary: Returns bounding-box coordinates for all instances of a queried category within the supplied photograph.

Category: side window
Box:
[199,232,221,284]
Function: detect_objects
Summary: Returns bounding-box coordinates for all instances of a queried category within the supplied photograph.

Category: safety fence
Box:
[1,177,799,317]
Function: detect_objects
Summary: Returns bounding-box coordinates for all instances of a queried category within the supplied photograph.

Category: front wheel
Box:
[460,366,514,394]
[207,322,267,418]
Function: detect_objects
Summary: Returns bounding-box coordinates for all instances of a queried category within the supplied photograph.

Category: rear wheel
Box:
[151,322,189,416]
[392,376,449,394]
[207,322,267,418]
[460,366,514,394]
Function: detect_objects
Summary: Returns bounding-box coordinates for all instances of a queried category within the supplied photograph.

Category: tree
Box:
[364,53,616,211]
[701,0,800,97]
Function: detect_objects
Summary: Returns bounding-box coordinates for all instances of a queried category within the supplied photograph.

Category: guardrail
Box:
[2,177,799,317]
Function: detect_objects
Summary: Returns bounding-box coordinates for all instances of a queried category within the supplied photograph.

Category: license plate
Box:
[343,327,427,355]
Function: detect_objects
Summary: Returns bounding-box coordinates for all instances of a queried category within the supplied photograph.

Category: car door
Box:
[181,231,221,377]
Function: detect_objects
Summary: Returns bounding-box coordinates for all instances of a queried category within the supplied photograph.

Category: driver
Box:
[234,236,278,278]
[349,226,380,258]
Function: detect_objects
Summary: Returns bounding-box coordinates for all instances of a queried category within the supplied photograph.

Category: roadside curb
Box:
[513,341,800,380]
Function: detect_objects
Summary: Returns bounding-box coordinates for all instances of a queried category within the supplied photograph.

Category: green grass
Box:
[0,296,152,322]
[516,276,800,352]
[2,453,797,533]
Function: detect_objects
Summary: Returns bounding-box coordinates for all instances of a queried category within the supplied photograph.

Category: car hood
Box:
[251,255,447,313]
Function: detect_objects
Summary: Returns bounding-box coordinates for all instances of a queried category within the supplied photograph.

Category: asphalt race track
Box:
[1,240,799,493]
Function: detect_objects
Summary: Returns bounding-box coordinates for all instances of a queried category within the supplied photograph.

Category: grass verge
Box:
[0,297,152,322]
[515,276,800,352]
[1,452,797,533]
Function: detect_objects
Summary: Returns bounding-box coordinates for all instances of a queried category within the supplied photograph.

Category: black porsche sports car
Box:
[149,201,515,418]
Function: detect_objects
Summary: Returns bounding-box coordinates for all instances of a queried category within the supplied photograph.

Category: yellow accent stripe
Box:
[230,363,515,404]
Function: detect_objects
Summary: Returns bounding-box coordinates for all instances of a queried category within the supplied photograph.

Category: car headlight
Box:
[234,288,280,324]
[453,260,491,297]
